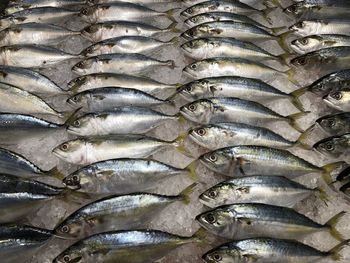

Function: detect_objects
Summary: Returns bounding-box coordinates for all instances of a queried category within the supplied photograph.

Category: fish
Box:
[81,36,179,57]
[52,135,187,165]
[0,223,52,263]
[179,97,305,132]
[196,203,345,240]
[323,88,350,111]
[62,158,195,194]
[0,7,78,28]
[0,66,64,95]
[67,87,170,111]
[336,166,350,182]
[67,73,178,98]
[181,21,279,42]
[184,11,270,28]
[0,23,80,46]
[199,175,324,208]
[54,184,195,239]
[176,76,304,111]
[66,107,180,136]
[0,113,60,130]
[183,58,288,82]
[187,122,296,150]
[198,145,341,183]
[87,0,178,3]
[313,134,350,159]
[0,45,78,68]
[79,2,176,23]
[72,53,175,75]
[289,20,350,37]
[291,34,350,54]
[81,21,179,42]
[53,229,204,263]
[202,237,350,263]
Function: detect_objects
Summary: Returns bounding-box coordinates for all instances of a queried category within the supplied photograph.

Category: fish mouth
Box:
[180,10,190,17]
[66,126,81,136]
[52,148,66,159]
[181,32,192,40]
[182,67,196,78]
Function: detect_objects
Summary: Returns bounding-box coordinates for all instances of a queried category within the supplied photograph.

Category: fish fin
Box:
[316,186,329,202]
[165,21,181,33]
[179,183,197,204]
[284,68,299,85]
[329,239,350,261]
[271,26,286,36]
[289,88,306,112]
[277,53,290,67]
[260,8,275,25]
[287,111,309,133]
[173,131,192,157]
[168,36,180,47]
[166,8,179,23]
[175,113,186,124]
[276,32,291,52]
[185,161,198,181]
[293,140,312,150]
[192,227,207,243]
[326,211,347,241]
[63,107,82,126]
[61,189,91,204]
[296,124,315,146]
[165,60,176,69]
[322,162,344,185]
[46,166,64,180]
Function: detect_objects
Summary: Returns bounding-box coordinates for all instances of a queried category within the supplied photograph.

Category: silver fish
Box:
[313,133,350,159]
[87,0,178,3]
[196,203,345,240]
[0,45,77,68]
[67,87,170,111]
[289,19,350,37]
[199,175,321,208]
[53,229,203,263]
[323,88,350,111]
[81,36,178,57]
[310,112,350,137]
[0,113,60,130]
[52,135,185,165]
[0,23,79,46]
[67,73,178,98]
[54,184,195,239]
[62,158,194,194]
[72,53,174,75]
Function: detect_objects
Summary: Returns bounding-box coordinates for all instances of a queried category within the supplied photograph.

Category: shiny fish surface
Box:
[314,133,350,159]
[323,88,350,111]
[289,19,350,37]
[312,112,350,137]
[0,113,60,130]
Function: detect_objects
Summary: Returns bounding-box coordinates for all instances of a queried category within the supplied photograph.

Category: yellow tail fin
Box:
[192,227,207,244]
[185,161,198,181]
[179,183,198,204]
[288,111,310,133]
[322,162,344,185]
[276,32,292,52]
[166,8,179,23]
[326,211,347,241]
[290,88,307,112]
[173,132,192,157]
[329,239,350,261]
[46,166,64,180]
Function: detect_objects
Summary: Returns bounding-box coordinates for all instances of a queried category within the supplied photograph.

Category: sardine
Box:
[87,0,177,3]
[323,88,350,111]
[199,175,321,208]
[289,19,350,37]
[314,133,350,159]
[72,53,175,75]
[62,158,194,194]
[196,203,345,240]
[0,113,60,130]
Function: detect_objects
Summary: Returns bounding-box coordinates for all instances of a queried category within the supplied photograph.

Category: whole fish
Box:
[188,122,296,150]
[62,158,194,194]
[66,107,179,136]
[196,204,345,240]
[0,23,79,46]
[54,184,195,239]
[0,223,52,263]
[291,34,350,54]
[184,12,269,28]
[67,73,178,98]
[81,36,178,57]
[323,88,350,111]
[198,145,340,183]
[202,238,349,263]
[0,7,78,28]
[199,176,322,208]
[181,21,278,41]
[181,37,282,63]
[283,1,350,20]
[67,87,170,111]
[180,97,304,132]
[314,134,350,159]
[79,2,175,23]
[289,19,350,37]
[72,53,175,75]
[52,135,185,165]
[0,66,64,95]
[81,21,178,42]
[0,45,77,68]
[53,229,203,263]
[177,76,303,111]
[183,58,287,82]
[0,83,62,117]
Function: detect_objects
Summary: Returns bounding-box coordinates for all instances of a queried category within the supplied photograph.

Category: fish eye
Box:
[72,175,79,181]
[325,143,334,151]
[1,11,6,16]
[63,255,70,262]
[76,62,84,68]
[331,92,342,100]
[295,22,304,28]
[205,213,217,223]
[73,120,81,127]
[61,225,70,233]
[60,144,69,151]
[185,86,192,92]
[81,8,88,15]
[86,47,93,53]
[286,5,297,13]
[190,64,197,69]
[208,190,217,198]
[209,154,217,162]
[300,38,309,45]
[196,128,206,136]
[191,17,197,22]
[327,119,336,127]
[188,104,197,111]
[189,41,194,47]
[296,57,307,65]
[187,8,193,14]
[213,253,222,261]
[72,96,79,102]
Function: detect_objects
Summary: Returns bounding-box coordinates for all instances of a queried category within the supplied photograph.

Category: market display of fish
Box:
[0,0,350,262]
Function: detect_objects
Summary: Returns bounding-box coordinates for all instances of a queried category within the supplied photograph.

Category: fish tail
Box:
[326,211,347,241]
[277,53,290,67]
[287,111,309,133]
[271,26,286,36]
[167,36,180,47]
[46,166,65,180]
[276,32,291,52]
[179,183,197,204]
[284,68,298,85]
[293,140,312,150]
[185,161,198,181]
[175,112,186,124]
[290,88,307,112]
[316,186,329,202]
[172,132,193,157]
[165,8,179,23]
[61,188,91,204]
[192,227,207,243]
[165,60,176,69]
[329,239,350,261]
[260,8,275,25]
[165,90,178,103]
[164,21,181,34]
[296,124,315,146]
[322,162,343,185]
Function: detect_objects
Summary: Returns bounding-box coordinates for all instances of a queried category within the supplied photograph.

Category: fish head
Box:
[53,245,83,263]
[52,140,85,163]
[290,35,324,54]
[80,44,99,57]
[63,173,82,191]
[178,79,212,100]
[283,3,305,17]
[183,60,209,78]
[54,219,83,239]
[317,114,348,135]
[203,246,242,263]
[67,93,88,108]
[188,124,219,146]
[290,53,314,69]
[181,6,196,17]
[323,89,350,111]
[68,76,88,92]
[199,182,232,207]
[86,0,99,4]
[181,38,208,55]
[185,14,207,27]
[180,99,214,123]
[289,21,312,36]
[81,24,100,42]
[200,149,233,174]
[79,6,96,21]
[72,59,95,75]
[67,115,94,136]
[314,136,349,158]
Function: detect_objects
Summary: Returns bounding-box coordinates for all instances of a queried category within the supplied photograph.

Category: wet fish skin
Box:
[62,158,189,194]
[289,20,350,37]
[188,122,295,150]
[67,73,177,98]
[53,229,201,263]
[199,175,317,208]
[323,88,350,111]
[72,53,175,75]
[315,112,350,136]
[0,113,60,130]
[313,133,350,159]
[67,87,169,111]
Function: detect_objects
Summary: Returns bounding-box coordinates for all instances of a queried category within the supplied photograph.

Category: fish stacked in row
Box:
[177,0,350,262]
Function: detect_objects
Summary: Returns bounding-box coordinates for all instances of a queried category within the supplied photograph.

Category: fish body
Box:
[0,113,60,130]
[314,133,350,159]
[72,53,174,75]
[62,158,187,193]
[323,88,350,111]
[290,19,350,37]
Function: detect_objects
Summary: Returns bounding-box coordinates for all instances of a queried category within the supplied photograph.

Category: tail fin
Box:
[297,124,315,146]
[167,36,180,47]
[60,188,91,204]
[172,132,192,157]
[290,88,307,112]
[46,166,64,180]
[264,0,282,8]
[329,239,350,261]
[322,162,344,185]
[164,21,181,34]
[271,26,286,36]
[191,227,207,243]
[287,111,309,133]
[166,8,179,23]
[276,32,291,52]
[260,8,275,25]
[179,183,197,204]
[185,160,198,181]
[285,68,299,85]
[325,211,347,241]
[316,186,329,202]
